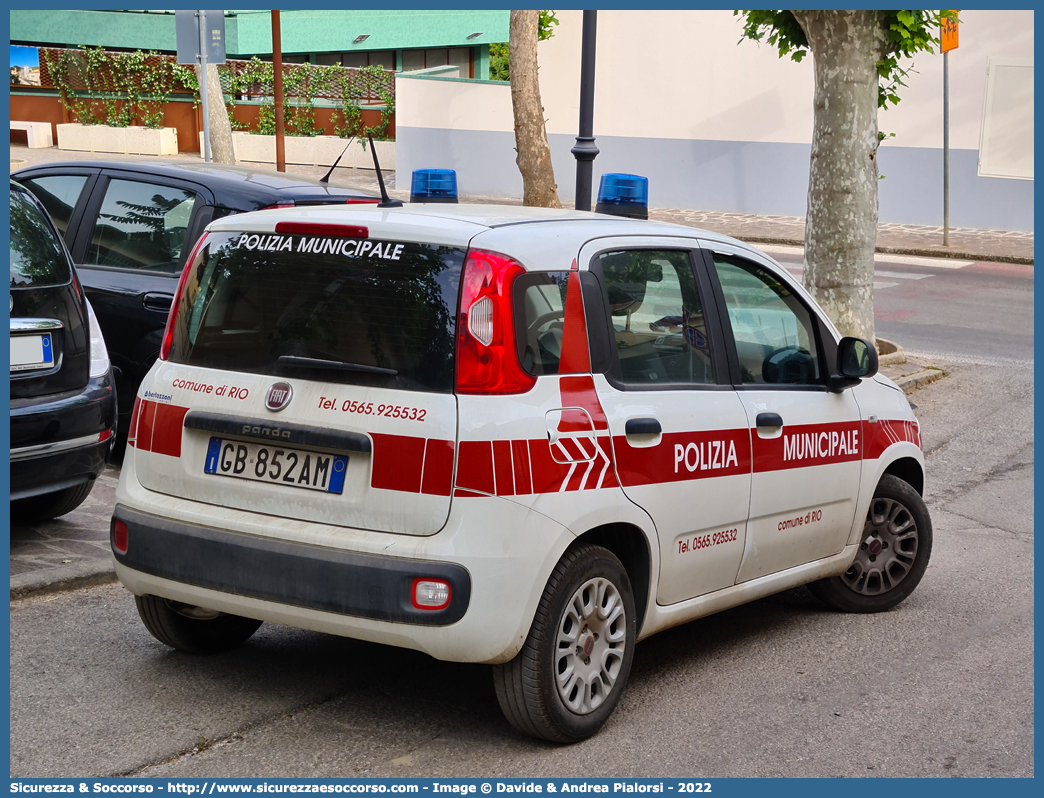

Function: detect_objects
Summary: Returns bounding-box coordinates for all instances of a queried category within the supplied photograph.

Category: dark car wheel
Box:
[135,595,263,655]
[11,481,95,522]
[493,543,636,743]
[810,474,933,613]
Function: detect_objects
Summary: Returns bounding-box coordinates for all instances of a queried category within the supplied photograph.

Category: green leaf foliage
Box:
[735,10,950,108]
[489,10,558,81]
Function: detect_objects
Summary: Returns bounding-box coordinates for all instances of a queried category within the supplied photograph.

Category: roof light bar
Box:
[411,169,458,204]
[596,173,649,220]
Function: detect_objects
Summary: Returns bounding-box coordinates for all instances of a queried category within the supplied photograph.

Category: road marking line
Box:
[755,244,975,269]
[873,281,899,290]
[875,253,974,268]
[874,270,933,280]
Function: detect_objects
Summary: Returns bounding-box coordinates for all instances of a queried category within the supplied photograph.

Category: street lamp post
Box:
[571,10,599,212]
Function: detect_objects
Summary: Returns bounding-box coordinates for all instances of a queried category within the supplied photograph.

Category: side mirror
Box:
[829,337,878,391]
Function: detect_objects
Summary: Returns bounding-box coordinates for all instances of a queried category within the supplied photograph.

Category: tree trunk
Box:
[509,10,562,208]
[195,63,235,165]
[793,10,887,343]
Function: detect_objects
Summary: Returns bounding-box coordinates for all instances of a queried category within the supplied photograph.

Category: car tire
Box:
[493,543,636,743]
[809,474,932,613]
[11,481,95,522]
[135,595,263,655]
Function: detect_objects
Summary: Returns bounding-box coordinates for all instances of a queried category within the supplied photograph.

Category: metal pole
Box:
[198,10,212,163]
[272,10,286,172]
[943,50,949,246]
[571,10,599,212]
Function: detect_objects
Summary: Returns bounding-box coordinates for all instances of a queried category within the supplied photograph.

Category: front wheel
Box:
[493,543,636,743]
[135,595,263,655]
[810,474,932,613]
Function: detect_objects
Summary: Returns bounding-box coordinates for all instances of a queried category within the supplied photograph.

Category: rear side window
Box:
[167,232,465,393]
[513,271,571,376]
[9,189,72,288]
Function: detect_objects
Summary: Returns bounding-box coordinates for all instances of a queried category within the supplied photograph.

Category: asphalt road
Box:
[10,253,1034,778]
[759,245,1035,365]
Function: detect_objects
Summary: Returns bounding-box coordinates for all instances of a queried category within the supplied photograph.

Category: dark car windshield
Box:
[167,231,465,393]
[10,188,72,288]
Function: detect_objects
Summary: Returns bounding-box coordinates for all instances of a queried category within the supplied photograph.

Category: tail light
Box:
[112,519,128,554]
[455,249,535,395]
[159,233,210,361]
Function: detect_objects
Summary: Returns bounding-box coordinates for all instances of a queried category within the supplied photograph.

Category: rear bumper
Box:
[112,505,471,626]
[10,372,116,500]
[112,445,576,663]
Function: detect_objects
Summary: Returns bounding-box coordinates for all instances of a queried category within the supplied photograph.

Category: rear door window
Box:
[18,175,88,240]
[86,178,198,273]
[168,231,466,393]
[599,249,715,385]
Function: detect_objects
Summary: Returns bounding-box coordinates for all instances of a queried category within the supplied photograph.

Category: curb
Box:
[11,560,118,601]
[876,338,907,366]
[735,236,1033,266]
[894,369,947,394]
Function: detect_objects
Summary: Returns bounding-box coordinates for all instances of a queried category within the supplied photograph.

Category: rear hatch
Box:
[10,185,90,436]
[133,224,468,536]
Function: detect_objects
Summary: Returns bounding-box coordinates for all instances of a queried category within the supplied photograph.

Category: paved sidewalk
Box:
[10,143,1034,264]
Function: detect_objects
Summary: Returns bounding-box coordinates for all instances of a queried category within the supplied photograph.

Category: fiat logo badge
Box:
[265,382,293,412]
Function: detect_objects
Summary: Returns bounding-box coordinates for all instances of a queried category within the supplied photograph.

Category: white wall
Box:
[397,10,1034,230]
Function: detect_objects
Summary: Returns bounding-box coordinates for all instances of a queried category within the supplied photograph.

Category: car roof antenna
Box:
[367,133,403,208]
[319,136,354,184]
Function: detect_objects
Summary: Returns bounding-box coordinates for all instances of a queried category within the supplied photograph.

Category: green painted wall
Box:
[10,9,508,57]
[10,10,181,51]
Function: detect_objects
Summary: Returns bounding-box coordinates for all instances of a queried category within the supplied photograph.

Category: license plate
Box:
[10,333,54,372]
[204,437,348,494]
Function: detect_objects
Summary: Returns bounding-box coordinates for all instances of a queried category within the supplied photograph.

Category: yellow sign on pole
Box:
[941,11,959,53]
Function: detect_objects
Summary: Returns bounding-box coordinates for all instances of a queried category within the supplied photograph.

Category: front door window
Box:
[86,179,197,273]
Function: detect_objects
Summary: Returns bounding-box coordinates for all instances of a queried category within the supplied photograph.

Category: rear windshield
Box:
[10,188,72,288]
[167,231,465,393]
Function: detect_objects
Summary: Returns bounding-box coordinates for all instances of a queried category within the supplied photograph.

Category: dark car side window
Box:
[10,189,72,288]
[86,179,197,274]
[18,175,88,240]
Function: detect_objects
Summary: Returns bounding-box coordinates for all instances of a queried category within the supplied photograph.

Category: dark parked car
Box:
[11,161,379,446]
[10,180,116,519]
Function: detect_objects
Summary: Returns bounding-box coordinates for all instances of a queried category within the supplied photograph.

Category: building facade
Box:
[397,9,1034,232]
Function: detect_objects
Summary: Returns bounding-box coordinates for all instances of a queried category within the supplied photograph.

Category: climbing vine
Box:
[41,46,195,128]
[42,46,396,139]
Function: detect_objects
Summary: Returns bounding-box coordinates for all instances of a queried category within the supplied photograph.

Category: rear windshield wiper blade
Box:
[277,355,398,376]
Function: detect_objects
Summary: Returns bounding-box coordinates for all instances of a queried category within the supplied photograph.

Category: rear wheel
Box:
[135,594,263,654]
[810,474,932,613]
[11,481,94,522]
[493,544,636,742]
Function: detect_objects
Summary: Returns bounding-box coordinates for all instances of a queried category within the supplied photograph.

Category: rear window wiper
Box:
[277,355,398,376]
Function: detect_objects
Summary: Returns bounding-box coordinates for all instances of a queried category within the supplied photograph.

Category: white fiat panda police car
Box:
[111,174,931,743]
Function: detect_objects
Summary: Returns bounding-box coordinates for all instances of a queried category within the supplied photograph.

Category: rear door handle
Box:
[142,292,174,312]
[625,418,661,435]
[756,412,784,428]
